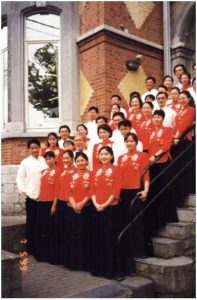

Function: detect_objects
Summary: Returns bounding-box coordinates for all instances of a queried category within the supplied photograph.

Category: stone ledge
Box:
[156,222,195,239]
[121,275,155,298]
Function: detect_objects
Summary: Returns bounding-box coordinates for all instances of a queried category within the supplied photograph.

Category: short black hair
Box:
[96,116,108,124]
[63,149,74,159]
[142,101,154,110]
[130,91,141,100]
[118,119,132,129]
[75,151,89,162]
[111,94,122,101]
[43,151,55,159]
[98,145,114,164]
[163,75,174,82]
[88,106,99,113]
[76,124,88,134]
[173,64,187,74]
[129,95,143,108]
[97,124,113,137]
[156,91,168,99]
[111,103,121,110]
[112,111,125,120]
[59,125,71,134]
[145,94,155,101]
[27,138,40,148]
[158,84,168,91]
[124,132,138,144]
[170,87,180,93]
[145,76,156,83]
[153,109,165,119]
[63,139,74,146]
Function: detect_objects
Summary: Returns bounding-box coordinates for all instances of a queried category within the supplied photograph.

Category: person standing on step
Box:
[16,138,47,255]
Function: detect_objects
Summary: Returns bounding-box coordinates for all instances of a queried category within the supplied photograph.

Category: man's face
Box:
[145,79,154,91]
[119,126,131,137]
[29,143,40,158]
[111,97,121,106]
[157,93,167,108]
[174,66,184,79]
[59,128,70,140]
[88,109,98,121]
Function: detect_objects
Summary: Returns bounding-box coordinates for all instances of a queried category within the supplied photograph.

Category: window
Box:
[25,12,61,129]
[0,25,8,130]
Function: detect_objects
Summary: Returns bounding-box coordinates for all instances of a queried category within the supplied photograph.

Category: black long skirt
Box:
[48,199,68,265]
[25,197,38,255]
[90,204,129,279]
[34,201,54,262]
[146,160,178,234]
[63,204,91,271]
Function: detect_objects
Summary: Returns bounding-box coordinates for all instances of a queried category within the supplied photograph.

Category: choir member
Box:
[58,125,71,149]
[127,95,144,135]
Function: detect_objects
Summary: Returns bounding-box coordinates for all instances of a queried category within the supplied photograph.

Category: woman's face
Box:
[142,103,153,116]
[179,93,190,107]
[111,104,120,114]
[98,129,110,141]
[180,74,190,86]
[75,156,88,170]
[130,98,140,110]
[152,115,163,127]
[48,135,57,147]
[62,153,73,167]
[163,77,173,89]
[170,89,179,102]
[77,126,87,137]
[99,149,112,165]
[125,135,137,151]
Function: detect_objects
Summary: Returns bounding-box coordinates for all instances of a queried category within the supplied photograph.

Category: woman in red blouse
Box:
[147,110,178,234]
[34,151,60,262]
[41,132,64,169]
[64,152,93,271]
[138,101,154,153]
[90,146,124,279]
[92,124,113,171]
[118,133,151,261]
[76,124,90,149]
[127,95,144,135]
[49,150,76,265]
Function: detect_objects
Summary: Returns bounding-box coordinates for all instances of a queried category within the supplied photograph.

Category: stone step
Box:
[177,207,196,223]
[184,194,196,208]
[135,256,195,295]
[152,236,195,258]
[120,275,155,298]
[2,250,22,298]
[156,222,195,240]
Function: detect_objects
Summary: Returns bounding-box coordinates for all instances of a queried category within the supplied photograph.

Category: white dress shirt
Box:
[16,155,48,200]
[160,106,177,128]
[141,89,158,102]
[84,120,98,139]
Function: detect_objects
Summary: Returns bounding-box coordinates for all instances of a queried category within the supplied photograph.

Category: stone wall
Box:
[2,165,25,216]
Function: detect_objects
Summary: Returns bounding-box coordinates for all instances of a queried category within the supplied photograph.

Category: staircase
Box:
[134,193,196,298]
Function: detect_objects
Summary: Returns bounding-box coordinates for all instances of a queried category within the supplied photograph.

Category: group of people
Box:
[16,63,196,279]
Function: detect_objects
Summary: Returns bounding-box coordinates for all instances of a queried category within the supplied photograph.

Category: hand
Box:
[137,190,148,202]
[173,138,179,145]
[73,203,82,214]
[51,205,56,215]
[149,156,155,162]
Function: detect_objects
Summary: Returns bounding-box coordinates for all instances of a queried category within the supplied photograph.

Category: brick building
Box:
[1,1,196,215]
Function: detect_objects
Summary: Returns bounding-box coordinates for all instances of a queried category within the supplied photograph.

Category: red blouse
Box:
[167,101,181,114]
[40,146,64,169]
[127,110,144,134]
[93,165,121,205]
[39,166,60,201]
[118,151,149,189]
[148,125,173,163]
[57,166,77,201]
[68,169,93,204]
[173,105,195,141]
[138,118,154,150]
[92,140,114,171]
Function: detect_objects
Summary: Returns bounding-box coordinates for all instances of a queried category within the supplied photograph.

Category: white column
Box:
[163,2,171,75]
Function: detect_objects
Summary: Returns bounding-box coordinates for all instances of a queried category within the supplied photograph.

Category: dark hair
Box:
[130,91,141,100]
[156,91,168,99]
[163,75,174,83]
[97,124,112,138]
[27,138,40,148]
[111,94,122,101]
[180,72,191,82]
[43,151,55,159]
[63,149,74,159]
[118,119,132,129]
[153,109,165,119]
[145,76,156,83]
[158,84,168,91]
[129,95,143,108]
[47,132,59,147]
[96,116,108,124]
[112,111,125,120]
[98,146,114,164]
[179,91,196,107]
[170,87,180,93]
[75,151,89,162]
[59,125,71,134]
[145,94,155,101]
[88,106,99,113]
[142,101,154,110]
[173,64,187,74]
[76,124,88,135]
[63,139,74,146]
[124,132,138,144]
[111,103,121,110]
[192,77,196,85]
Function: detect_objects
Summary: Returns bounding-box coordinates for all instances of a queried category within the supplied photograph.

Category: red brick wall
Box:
[80,2,105,35]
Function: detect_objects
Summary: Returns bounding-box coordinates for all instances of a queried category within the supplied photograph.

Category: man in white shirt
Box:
[58,125,71,149]
[84,106,99,139]
[16,138,47,254]
[110,94,127,118]
[141,76,158,102]
[156,92,176,128]
[173,63,187,88]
